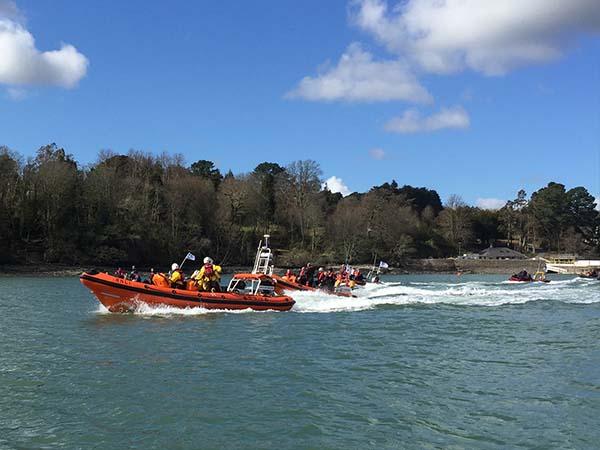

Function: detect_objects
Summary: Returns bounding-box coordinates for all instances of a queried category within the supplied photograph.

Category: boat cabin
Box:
[227,274,276,296]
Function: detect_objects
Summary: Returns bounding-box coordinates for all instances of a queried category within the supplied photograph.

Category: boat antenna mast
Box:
[252,234,274,275]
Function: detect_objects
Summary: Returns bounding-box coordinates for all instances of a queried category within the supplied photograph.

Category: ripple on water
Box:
[1,274,600,448]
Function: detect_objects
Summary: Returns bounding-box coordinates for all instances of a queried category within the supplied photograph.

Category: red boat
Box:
[80,271,295,312]
[508,272,550,283]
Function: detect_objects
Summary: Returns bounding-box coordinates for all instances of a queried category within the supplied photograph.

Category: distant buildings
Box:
[478,246,527,260]
[459,246,528,260]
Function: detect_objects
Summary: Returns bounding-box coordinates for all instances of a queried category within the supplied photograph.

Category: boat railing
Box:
[227,277,275,296]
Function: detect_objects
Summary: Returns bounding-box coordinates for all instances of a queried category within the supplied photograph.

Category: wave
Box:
[92,278,600,315]
[290,279,600,312]
[94,302,264,316]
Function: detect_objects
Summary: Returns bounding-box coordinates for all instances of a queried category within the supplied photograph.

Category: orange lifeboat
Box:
[245,234,357,297]
[80,271,295,312]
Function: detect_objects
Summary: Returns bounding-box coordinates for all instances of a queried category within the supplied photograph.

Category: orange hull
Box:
[80,272,295,312]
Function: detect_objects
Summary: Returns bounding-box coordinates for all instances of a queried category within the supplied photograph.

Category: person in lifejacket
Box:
[282,269,297,283]
[169,263,185,288]
[128,265,141,282]
[305,263,317,286]
[352,269,364,284]
[194,257,222,292]
[151,269,170,287]
[145,268,155,284]
[298,266,307,285]
[334,272,345,288]
[317,267,327,286]
[321,268,336,291]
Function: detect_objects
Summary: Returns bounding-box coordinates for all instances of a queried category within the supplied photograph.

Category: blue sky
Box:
[1,0,599,207]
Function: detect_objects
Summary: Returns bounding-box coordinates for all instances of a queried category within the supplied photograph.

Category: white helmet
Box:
[171,263,179,271]
[203,257,213,264]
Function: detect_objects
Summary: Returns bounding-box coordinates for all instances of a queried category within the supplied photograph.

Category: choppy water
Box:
[1,274,599,449]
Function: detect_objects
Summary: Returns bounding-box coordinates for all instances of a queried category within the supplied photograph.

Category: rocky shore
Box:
[393,258,543,275]
[0,259,544,277]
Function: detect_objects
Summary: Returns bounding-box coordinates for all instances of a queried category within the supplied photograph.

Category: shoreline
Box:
[0,259,544,277]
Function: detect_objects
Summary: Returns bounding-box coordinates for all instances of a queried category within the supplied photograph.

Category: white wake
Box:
[289,278,600,313]
[93,277,600,315]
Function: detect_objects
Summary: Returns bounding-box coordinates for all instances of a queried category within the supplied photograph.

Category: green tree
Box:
[529,182,569,251]
[190,159,222,188]
[252,162,285,228]
[471,208,500,248]
[566,186,598,240]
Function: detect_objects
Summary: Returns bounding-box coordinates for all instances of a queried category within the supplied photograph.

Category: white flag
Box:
[186,252,196,261]
[379,261,389,269]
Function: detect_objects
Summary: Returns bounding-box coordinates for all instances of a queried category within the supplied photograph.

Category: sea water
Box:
[0,274,599,448]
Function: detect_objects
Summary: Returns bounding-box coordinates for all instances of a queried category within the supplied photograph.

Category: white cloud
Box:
[369,147,385,160]
[384,106,469,133]
[323,176,352,196]
[286,43,432,103]
[476,198,506,210]
[352,0,600,75]
[0,9,88,89]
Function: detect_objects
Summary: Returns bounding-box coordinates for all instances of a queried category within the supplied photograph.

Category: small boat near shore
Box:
[578,270,599,280]
[80,271,295,312]
[508,265,550,283]
[508,276,550,283]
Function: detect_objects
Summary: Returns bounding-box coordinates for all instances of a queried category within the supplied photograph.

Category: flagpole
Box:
[179,252,196,270]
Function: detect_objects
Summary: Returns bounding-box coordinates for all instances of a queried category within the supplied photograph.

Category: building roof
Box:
[479,246,527,259]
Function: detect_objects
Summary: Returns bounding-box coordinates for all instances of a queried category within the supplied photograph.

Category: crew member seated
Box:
[128,266,141,282]
[193,257,222,292]
[169,263,185,288]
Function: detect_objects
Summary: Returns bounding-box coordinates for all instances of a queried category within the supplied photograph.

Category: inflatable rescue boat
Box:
[250,235,358,297]
[80,271,295,312]
[508,274,550,283]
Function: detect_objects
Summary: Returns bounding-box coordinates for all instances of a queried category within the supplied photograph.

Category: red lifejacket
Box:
[203,263,214,277]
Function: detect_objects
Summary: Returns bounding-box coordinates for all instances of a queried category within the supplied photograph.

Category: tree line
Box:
[0,144,598,267]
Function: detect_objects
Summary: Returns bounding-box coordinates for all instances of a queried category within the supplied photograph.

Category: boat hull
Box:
[80,272,295,312]
[508,277,550,283]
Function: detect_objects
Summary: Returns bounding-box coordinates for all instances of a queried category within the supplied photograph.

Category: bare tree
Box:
[276,160,322,246]
[437,194,473,255]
